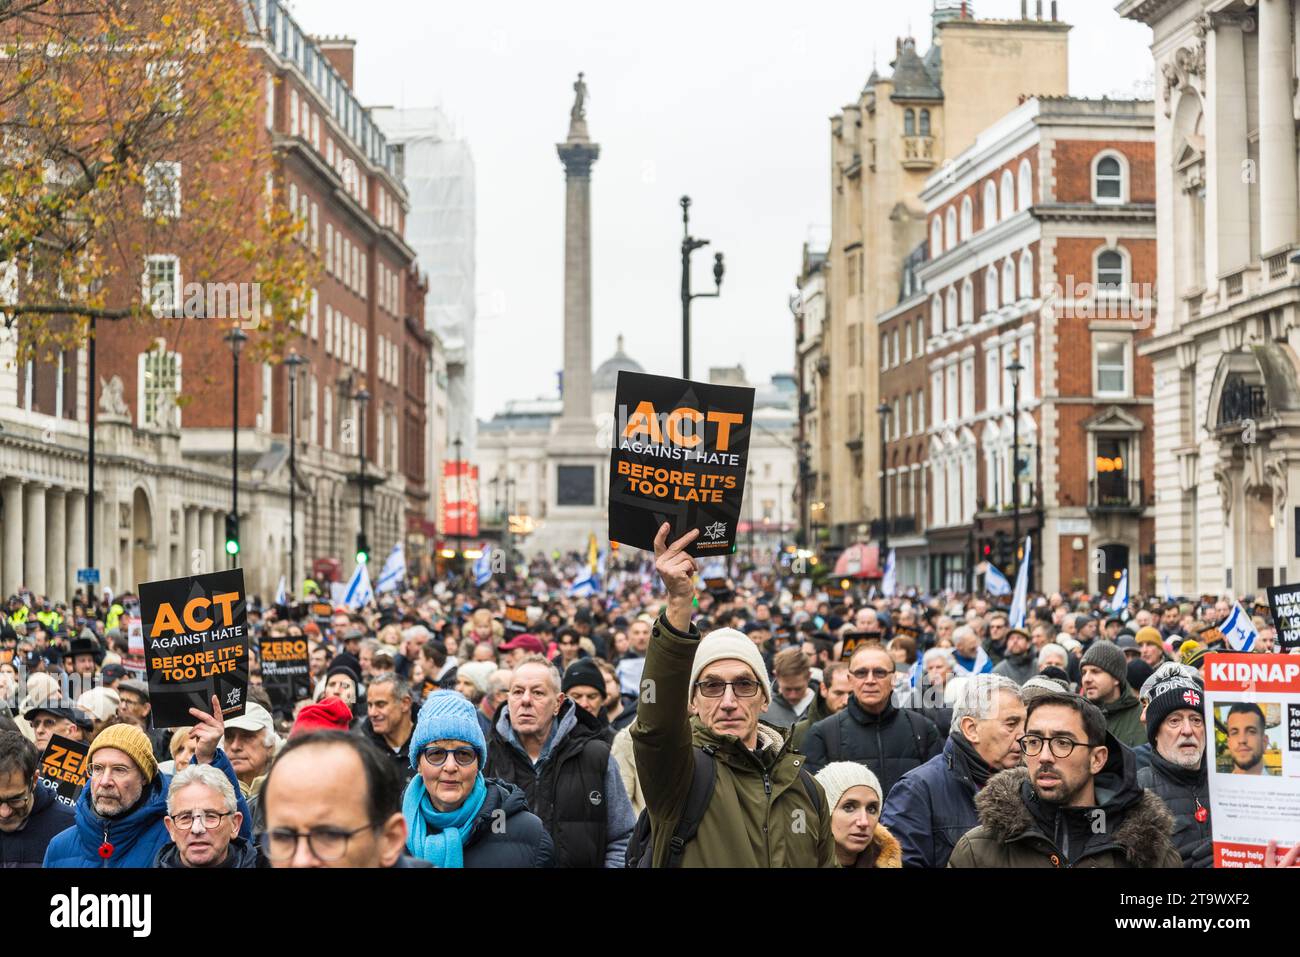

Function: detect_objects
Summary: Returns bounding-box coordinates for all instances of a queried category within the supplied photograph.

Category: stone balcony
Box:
[901,135,936,171]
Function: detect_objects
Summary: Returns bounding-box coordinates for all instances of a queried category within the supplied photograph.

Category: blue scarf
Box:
[402,774,487,868]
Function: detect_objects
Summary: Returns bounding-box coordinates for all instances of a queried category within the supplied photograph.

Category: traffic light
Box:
[980,539,993,561]
[355,532,370,565]
[995,531,1012,569]
[224,512,240,556]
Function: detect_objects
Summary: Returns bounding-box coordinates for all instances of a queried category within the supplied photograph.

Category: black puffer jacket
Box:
[459,779,554,868]
[801,696,942,799]
[154,835,266,868]
[1136,750,1211,868]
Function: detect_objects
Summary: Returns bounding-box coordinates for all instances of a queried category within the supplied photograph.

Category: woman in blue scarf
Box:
[404,691,553,868]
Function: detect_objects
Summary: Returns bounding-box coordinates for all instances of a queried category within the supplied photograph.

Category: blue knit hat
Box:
[409,690,487,769]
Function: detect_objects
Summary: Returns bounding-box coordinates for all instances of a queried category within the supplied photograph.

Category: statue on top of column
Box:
[571,72,588,123]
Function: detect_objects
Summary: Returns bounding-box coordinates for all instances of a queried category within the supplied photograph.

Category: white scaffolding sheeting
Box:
[374,107,477,459]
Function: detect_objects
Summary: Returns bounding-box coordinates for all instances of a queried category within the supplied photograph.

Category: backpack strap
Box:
[797,766,824,818]
[665,745,718,868]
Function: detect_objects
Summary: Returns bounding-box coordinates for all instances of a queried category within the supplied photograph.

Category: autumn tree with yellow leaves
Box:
[0,0,315,383]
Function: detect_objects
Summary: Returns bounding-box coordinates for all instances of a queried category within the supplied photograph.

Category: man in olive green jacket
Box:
[632,524,837,868]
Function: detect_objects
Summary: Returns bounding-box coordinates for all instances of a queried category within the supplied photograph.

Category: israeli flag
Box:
[569,567,598,598]
[984,564,1012,597]
[1163,574,1174,604]
[881,549,897,598]
[1008,536,1032,629]
[343,560,374,610]
[1111,568,1129,613]
[953,645,993,677]
[274,575,287,606]
[474,548,493,587]
[376,542,406,594]
[1220,601,1258,652]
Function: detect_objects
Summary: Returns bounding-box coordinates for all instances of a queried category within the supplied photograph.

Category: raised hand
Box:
[654,523,699,632]
[188,694,226,765]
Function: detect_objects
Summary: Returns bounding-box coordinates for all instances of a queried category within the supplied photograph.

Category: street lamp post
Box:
[1007,360,1024,579]
[354,386,370,562]
[679,196,724,379]
[504,476,516,574]
[284,351,307,594]
[876,402,891,557]
[87,317,96,580]
[224,328,248,569]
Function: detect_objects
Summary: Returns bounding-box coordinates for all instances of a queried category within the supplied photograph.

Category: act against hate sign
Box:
[608,371,754,557]
[139,568,249,728]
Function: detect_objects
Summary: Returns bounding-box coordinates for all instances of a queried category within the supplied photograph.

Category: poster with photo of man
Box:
[1203,654,1300,866]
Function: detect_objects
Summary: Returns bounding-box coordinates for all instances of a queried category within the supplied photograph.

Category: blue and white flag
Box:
[569,567,598,598]
[376,542,406,594]
[881,549,897,598]
[343,560,374,610]
[953,646,993,677]
[1008,536,1032,629]
[1111,568,1129,613]
[1219,601,1258,652]
[274,575,287,607]
[1163,574,1174,604]
[984,564,1012,597]
[474,548,494,587]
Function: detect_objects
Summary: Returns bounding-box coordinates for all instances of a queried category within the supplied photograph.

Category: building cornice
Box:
[1116,0,1187,27]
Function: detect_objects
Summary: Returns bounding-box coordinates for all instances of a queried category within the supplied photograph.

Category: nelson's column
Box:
[534,73,606,556]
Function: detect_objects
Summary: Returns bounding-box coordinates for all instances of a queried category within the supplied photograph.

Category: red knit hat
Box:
[290,696,353,737]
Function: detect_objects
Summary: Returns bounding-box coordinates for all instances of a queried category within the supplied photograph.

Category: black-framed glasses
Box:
[0,788,32,811]
[261,824,375,862]
[169,809,233,830]
[694,678,761,698]
[849,667,893,681]
[420,746,477,768]
[1019,733,1094,758]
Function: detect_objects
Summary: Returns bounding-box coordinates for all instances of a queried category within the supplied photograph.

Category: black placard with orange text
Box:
[260,635,311,716]
[608,371,754,557]
[37,734,90,807]
[139,568,249,728]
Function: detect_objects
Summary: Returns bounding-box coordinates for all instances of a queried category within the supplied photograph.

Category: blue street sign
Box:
[76,568,100,585]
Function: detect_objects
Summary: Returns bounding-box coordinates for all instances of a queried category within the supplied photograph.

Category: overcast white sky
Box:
[290,0,1154,420]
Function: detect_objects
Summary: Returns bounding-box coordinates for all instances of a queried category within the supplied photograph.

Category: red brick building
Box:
[913,96,1156,595]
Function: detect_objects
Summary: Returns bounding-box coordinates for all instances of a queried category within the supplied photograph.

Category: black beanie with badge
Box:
[1144,674,1205,748]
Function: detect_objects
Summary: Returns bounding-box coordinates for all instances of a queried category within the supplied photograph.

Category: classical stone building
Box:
[824,2,1071,553]
[0,2,435,601]
[1120,0,1300,597]
[792,243,829,546]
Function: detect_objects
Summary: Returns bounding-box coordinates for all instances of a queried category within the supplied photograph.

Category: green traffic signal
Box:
[225,539,240,556]
[356,550,369,564]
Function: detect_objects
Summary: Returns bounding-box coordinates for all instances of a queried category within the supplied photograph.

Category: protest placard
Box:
[503,605,529,639]
[1266,582,1300,652]
[840,631,884,661]
[608,371,754,557]
[37,734,89,808]
[1202,653,1300,867]
[139,568,249,728]
[259,636,311,716]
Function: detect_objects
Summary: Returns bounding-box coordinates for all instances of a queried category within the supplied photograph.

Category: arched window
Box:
[983,180,998,229]
[945,207,958,250]
[985,266,999,313]
[904,109,916,136]
[960,196,973,241]
[903,320,912,361]
[961,278,974,325]
[920,109,931,136]
[1096,248,1126,289]
[1018,159,1033,211]
[1000,169,1015,220]
[1002,260,1016,304]
[946,287,958,332]
[1019,250,1034,299]
[1093,151,1127,203]
[931,217,944,257]
[931,295,944,337]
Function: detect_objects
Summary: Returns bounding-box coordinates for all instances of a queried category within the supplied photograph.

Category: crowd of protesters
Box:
[1,529,1298,869]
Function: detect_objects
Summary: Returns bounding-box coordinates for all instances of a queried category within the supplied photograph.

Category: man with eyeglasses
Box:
[156,763,264,868]
[44,697,254,867]
[948,692,1181,868]
[632,524,836,868]
[1135,674,1211,867]
[260,730,425,868]
[0,729,73,867]
[801,643,941,797]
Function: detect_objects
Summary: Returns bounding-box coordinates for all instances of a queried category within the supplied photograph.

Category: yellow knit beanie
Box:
[87,724,158,781]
